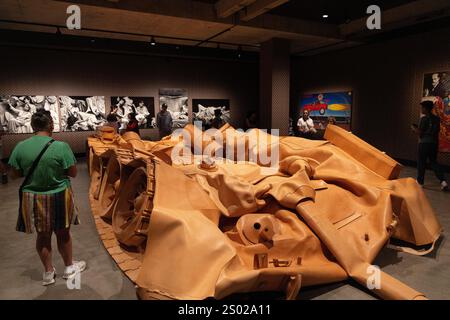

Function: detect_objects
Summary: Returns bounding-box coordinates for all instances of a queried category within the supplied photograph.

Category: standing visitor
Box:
[156,103,173,139]
[8,110,86,286]
[412,100,448,191]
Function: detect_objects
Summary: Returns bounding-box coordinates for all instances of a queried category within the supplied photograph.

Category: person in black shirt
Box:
[412,100,448,191]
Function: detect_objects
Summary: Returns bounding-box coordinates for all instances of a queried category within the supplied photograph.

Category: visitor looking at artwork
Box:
[411,100,448,191]
[8,110,87,286]
[156,103,173,139]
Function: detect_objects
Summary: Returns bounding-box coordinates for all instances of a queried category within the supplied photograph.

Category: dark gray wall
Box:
[291,26,450,165]
[0,45,259,156]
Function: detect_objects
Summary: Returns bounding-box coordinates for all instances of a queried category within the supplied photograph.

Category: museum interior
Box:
[0,0,449,302]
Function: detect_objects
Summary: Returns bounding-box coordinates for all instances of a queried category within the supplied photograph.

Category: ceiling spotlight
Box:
[237,45,243,58]
[322,14,329,18]
[56,27,62,35]
[150,36,156,46]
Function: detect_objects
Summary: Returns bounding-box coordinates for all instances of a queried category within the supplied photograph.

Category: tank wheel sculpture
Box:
[88,148,102,196]
[112,162,155,248]
[98,155,122,220]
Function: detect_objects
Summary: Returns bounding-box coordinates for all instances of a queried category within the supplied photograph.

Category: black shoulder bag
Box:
[16,139,55,233]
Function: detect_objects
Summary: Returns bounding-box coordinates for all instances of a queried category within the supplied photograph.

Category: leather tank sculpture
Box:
[87,125,441,300]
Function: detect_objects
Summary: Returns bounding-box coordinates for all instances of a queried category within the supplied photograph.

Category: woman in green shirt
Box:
[9,111,86,286]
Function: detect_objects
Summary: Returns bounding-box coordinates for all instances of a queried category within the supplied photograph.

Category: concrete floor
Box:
[0,160,449,300]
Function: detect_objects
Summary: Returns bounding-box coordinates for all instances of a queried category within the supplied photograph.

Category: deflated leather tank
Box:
[87,124,441,300]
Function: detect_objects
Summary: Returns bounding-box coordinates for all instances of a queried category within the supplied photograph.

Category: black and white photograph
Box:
[58,96,107,132]
[423,72,449,99]
[0,95,60,133]
[192,99,230,129]
[159,88,189,128]
[110,96,155,130]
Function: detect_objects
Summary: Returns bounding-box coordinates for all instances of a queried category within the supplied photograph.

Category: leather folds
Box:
[88,124,442,300]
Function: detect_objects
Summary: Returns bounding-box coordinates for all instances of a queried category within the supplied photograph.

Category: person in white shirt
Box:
[297,110,317,138]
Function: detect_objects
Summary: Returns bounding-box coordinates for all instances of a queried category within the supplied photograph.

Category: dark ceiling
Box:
[198,0,417,24]
[270,0,417,24]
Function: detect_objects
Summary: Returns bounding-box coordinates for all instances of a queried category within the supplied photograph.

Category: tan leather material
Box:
[97,126,120,144]
[382,178,442,246]
[324,124,403,180]
[87,129,442,300]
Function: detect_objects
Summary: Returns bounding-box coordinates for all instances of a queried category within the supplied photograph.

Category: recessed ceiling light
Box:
[322,14,329,18]
[150,36,156,46]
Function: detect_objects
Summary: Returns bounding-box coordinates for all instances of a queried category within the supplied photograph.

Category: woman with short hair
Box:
[8,110,86,286]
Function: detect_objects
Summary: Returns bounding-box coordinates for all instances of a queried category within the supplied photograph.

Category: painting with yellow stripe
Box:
[299,92,352,131]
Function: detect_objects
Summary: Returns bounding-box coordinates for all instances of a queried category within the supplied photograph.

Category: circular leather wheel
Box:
[88,148,100,183]
[98,155,122,220]
[112,166,152,247]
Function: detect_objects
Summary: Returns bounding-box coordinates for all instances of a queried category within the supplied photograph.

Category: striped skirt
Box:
[17,187,80,234]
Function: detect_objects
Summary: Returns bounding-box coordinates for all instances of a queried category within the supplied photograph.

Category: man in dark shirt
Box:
[412,101,448,191]
[156,103,173,139]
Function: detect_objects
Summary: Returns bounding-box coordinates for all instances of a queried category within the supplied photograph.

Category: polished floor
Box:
[0,160,449,300]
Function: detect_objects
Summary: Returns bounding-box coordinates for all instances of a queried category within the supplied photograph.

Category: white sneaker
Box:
[42,267,56,286]
[441,181,449,191]
[63,260,87,279]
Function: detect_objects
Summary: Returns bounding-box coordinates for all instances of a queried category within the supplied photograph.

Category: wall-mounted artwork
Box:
[111,96,155,129]
[192,99,230,129]
[159,88,188,128]
[59,96,107,132]
[0,95,61,133]
[422,71,450,152]
[298,92,352,131]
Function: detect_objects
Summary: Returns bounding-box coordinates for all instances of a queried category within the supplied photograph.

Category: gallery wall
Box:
[291,26,450,166]
[0,45,259,156]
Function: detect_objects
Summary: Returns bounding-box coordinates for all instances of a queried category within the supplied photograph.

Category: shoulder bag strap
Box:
[20,139,55,190]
